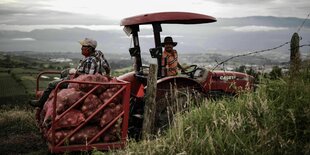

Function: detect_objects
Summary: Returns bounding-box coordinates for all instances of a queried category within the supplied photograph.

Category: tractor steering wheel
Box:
[182,64,198,78]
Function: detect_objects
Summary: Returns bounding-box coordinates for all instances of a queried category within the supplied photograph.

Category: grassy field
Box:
[108,72,310,155]
[1,52,309,154]
[0,71,47,154]
[112,66,134,77]
[0,105,48,155]
[1,71,309,154]
[10,68,56,94]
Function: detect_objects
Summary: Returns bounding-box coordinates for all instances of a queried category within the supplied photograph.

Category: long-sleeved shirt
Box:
[162,49,179,76]
[94,50,111,75]
[76,56,98,74]
[76,50,111,75]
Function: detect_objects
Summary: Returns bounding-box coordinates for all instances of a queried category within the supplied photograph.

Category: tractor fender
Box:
[157,76,204,89]
[117,71,145,98]
[203,71,255,94]
[155,76,205,99]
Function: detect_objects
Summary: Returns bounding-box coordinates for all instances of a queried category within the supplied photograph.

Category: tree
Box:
[246,68,259,83]
[236,65,246,73]
[269,66,282,79]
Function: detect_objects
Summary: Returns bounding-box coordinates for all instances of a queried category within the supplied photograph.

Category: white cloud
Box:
[39,0,202,19]
[0,0,17,4]
[222,26,289,32]
[139,35,156,38]
[0,24,123,32]
[11,0,308,19]
[0,23,159,32]
[11,38,36,41]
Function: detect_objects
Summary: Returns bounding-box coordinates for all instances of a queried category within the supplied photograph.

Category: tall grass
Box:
[110,71,310,155]
[0,105,48,154]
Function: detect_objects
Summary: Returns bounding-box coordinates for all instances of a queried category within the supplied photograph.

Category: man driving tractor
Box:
[161,36,186,76]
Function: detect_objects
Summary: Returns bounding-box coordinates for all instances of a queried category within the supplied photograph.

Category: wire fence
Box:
[212,12,310,71]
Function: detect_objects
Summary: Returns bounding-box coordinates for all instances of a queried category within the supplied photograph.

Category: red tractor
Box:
[117,12,254,137]
[34,12,254,153]
[118,12,254,97]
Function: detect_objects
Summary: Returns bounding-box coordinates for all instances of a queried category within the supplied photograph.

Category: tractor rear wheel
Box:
[154,79,205,134]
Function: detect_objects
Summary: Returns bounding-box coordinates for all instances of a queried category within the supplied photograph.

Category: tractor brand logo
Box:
[219,75,236,81]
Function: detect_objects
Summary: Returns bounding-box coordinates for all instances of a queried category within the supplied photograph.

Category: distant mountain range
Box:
[217,16,310,27]
[0,16,309,63]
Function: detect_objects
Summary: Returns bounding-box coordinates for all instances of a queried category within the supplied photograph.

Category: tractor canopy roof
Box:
[120,12,216,26]
[120,12,217,78]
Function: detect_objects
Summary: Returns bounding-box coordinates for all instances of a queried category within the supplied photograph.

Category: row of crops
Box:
[0,67,57,105]
[0,73,26,97]
[0,72,29,105]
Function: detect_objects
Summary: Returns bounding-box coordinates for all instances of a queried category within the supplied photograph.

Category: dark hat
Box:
[161,36,177,47]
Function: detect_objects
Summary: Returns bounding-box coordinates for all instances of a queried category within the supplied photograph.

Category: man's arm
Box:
[174,50,186,73]
[103,65,110,75]
[102,59,111,75]
[177,63,186,73]
[97,51,111,75]
[76,57,97,76]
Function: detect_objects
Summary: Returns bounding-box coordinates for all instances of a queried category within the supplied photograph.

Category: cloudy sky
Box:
[1,0,309,26]
[0,0,309,56]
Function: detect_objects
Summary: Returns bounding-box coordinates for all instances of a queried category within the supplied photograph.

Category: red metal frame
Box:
[35,71,62,128]
[35,72,130,153]
[36,71,61,92]
[36,71,61,99]
[46,79,130,153]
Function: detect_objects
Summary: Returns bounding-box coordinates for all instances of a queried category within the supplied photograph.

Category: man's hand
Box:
[106,74,112,80]
[181,68,187,74]
[69,68,77,75]
[178,63,186,74]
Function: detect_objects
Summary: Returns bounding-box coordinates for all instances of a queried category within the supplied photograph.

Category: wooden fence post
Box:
[142,64,158,139]
[290,32,301,77]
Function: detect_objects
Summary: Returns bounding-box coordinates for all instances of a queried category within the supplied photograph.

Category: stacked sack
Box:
[40,74,124,145]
